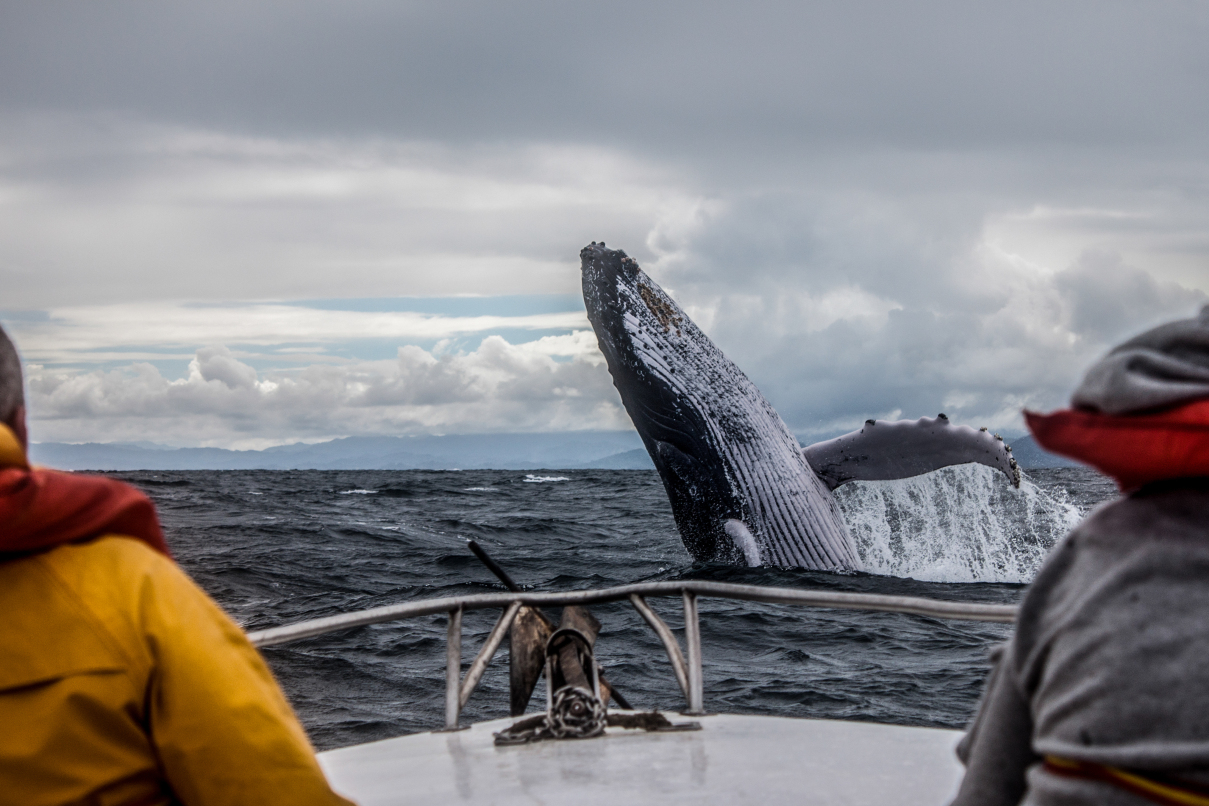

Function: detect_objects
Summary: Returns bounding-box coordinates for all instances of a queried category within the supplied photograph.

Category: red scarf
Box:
[1025,399,1209,492]
[0,465,171,557]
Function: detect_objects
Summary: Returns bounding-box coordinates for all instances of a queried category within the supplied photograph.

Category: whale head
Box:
[580,242,741,562]
[580,242,857,568]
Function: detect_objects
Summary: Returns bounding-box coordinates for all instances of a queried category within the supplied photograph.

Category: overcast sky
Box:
[2,1,1207,448]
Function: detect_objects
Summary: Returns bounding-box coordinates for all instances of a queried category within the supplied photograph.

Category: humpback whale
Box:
[580,242,1020,570]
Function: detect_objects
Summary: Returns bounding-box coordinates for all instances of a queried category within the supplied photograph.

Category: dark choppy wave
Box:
[119,467,1115,750]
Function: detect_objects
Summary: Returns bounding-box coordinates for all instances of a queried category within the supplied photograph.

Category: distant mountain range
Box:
[29,431,1077,472]
[29,432,657,471]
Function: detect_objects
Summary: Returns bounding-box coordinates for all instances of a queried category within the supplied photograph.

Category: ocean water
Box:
[121,465,1118,751]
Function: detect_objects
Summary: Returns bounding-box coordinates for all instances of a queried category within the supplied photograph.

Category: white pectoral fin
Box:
[802,415,1020,490]
[724,519,762,567]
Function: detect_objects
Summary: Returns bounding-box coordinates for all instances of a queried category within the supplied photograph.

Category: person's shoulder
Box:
[1070,478,1209,550]
[41,535,174,586]
[1016,480,1209,650]
[36,536,190,630]
[0,536,177,679]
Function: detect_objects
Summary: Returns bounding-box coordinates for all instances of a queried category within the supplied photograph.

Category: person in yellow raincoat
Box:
[0,325,355,805]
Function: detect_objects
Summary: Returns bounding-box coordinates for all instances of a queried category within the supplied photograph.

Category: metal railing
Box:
[247,580,1017,730]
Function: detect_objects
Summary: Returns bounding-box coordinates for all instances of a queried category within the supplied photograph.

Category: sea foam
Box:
[834,464,1084,584]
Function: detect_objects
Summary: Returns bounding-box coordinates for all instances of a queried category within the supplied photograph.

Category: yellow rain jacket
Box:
[0,426,355,806]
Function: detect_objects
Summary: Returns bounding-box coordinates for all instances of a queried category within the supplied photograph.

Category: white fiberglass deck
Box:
[319,713,964,805]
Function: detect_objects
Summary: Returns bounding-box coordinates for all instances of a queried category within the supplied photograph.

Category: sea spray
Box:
[834,464,1084,583]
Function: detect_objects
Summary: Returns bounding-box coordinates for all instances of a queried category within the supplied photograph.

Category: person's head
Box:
[1025,304,1209,491]
[0,325,26,450]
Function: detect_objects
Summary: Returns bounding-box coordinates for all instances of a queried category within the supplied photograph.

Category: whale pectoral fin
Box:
[802,415,1021,490]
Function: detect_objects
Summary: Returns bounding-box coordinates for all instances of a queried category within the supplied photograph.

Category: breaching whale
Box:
[580,242,1020,570]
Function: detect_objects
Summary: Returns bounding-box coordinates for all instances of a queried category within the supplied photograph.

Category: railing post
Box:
[459,601,523,709]
[629,594,690,704]
[444,606,463,730]
[683,590,704,715]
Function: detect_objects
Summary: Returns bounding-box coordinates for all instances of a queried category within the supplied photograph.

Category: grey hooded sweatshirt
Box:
[950,479,1209,805]
[952,306,1209,805]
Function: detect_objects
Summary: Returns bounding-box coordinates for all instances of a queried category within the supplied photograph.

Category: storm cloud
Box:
[5,2,1207,153]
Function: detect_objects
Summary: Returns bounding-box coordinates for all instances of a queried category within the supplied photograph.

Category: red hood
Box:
[0,426,169,557]
[1025,399,1209,492]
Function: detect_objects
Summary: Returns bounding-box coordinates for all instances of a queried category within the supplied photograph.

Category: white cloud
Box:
[6,300,589,365]
[26,331,624,448]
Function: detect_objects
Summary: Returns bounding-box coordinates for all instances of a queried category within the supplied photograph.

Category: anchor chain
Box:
[493,686,605,745]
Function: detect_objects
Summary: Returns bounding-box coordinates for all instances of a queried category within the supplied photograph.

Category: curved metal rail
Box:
[247,580,1017,729]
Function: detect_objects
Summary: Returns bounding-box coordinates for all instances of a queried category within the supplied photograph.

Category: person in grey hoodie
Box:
[950,306,1209,806]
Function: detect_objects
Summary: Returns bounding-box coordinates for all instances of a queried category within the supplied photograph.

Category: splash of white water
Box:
[833,464,1084,583]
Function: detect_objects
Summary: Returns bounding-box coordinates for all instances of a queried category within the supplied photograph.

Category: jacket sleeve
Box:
[136,555,356,806]
[949,643,1038,806]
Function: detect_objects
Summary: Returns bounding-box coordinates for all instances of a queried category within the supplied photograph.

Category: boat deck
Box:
[319,712,964,805]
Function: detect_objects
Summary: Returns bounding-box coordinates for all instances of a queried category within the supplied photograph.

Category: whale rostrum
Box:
[580,242,1021,570]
